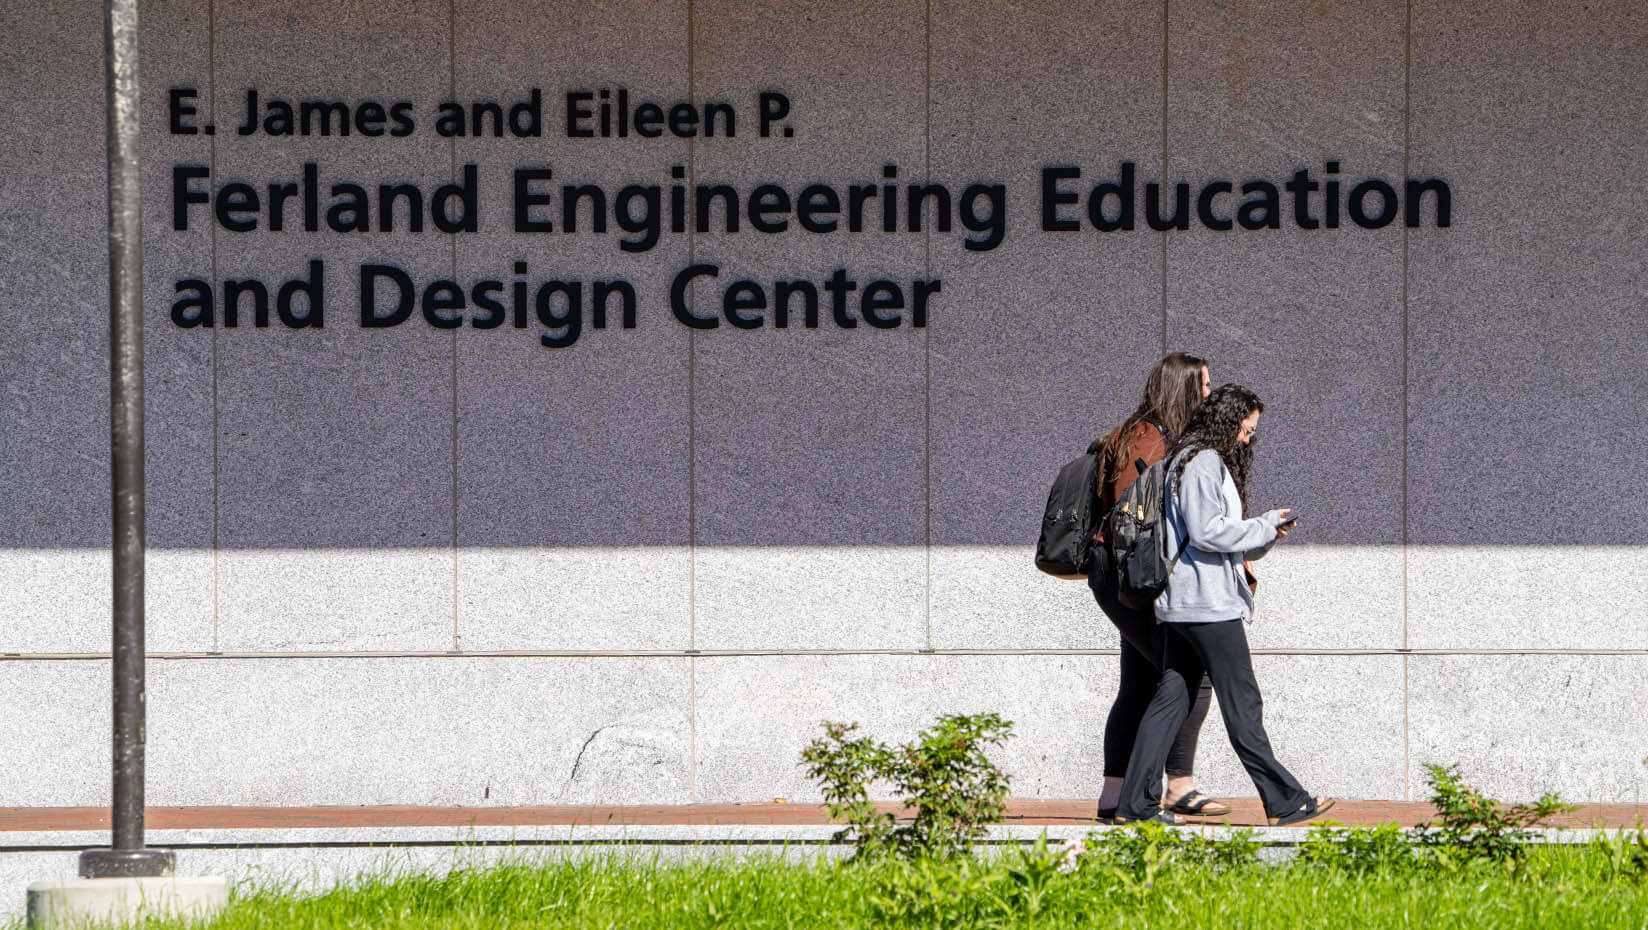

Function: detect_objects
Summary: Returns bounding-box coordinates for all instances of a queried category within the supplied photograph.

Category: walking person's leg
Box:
[1093,574,1219,816]
[1099,628,1158,813]
[1174,620,1328,822]
[1163,672,1216,811]
[1113,624,1207,821]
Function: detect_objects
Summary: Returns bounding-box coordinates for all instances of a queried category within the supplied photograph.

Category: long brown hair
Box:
[1099,352,1207,467]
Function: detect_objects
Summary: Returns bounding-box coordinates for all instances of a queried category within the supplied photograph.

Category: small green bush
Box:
[1418,763,1574,865]
[799,713,1014,860]
[797,721,898,857]
[1299,765,1576,879]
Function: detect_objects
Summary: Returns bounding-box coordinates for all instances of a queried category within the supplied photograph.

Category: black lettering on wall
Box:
[1197,181,1234,231]
[1041,166,1080,232]
[1349,179,1398,229]
[1406,178,1451,227]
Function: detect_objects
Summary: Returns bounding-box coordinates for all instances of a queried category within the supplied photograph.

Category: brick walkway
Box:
[3,799,1644,832]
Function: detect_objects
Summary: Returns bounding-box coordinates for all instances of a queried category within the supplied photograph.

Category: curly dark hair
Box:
[1169,383,1264,512]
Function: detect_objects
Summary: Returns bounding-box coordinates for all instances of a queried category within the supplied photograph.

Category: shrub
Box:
[798,722,898,857]
[897,713,1016,859]
[799,713,1014,860]
[1418,763,1574,865]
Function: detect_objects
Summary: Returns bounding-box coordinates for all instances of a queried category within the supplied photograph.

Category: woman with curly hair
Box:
[1088,352,1227,821]
[1113,384,1334,827]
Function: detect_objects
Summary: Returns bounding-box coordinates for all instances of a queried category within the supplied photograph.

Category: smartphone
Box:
[1278,512,1299,527]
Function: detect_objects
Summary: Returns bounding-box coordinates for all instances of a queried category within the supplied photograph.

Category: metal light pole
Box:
[78,0,173,881]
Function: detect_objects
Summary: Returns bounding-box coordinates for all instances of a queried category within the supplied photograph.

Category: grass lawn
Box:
[20,832,1646,930]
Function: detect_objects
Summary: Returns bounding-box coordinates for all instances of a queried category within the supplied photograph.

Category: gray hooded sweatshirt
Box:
[1155,448,1287,624]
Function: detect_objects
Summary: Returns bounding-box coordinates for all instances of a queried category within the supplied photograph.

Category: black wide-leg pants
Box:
[1115,618,1310,821]
[1089,571,1212,779]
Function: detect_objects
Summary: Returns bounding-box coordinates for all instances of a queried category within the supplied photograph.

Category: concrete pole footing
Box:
[26,876,227,928]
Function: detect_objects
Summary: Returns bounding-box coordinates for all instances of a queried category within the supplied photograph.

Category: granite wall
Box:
[1,0,1644,808]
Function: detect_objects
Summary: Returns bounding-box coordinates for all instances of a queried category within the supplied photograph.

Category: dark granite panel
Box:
[450,0,693,649]
[1163,0,1406,648]
[689,0,928,648]
[209,0,456,649]
[927,0,1164,647]
[1407,0,1648,548]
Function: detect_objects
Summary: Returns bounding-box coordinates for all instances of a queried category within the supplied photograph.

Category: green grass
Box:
[15,839,1648,929]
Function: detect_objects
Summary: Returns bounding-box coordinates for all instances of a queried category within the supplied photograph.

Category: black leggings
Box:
[1089,571,1212,780]
[1117,619,1310,820]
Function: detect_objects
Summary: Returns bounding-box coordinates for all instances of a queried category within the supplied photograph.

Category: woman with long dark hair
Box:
[1088,352,1227,820]
[1113,384,1334,826]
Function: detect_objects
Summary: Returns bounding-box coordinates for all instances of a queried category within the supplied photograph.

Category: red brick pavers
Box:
[2,799,1643,832]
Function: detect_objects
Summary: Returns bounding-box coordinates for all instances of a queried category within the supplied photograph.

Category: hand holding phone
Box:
[1270,508,1297,537]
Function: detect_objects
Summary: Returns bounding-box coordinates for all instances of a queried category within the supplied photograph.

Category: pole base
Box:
[77,848,176,879]
[27,876,227,929]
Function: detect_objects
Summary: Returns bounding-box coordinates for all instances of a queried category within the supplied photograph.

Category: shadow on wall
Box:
[4,367,1644,550]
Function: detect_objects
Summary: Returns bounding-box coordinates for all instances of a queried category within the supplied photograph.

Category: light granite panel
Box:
[1408,546,1648,650]
[693,654,1112,803]
[208,0,455,651]
[930,544,1405,653]
[0,550,108,654]
[457,547,691,652]
[693,651,1403,804]
[1186,653,1405,802]
[0,0,217,654]
[1240,546,1404,651]
[140,0,218,652]
[689,0,928,649]
[0,1,111,653]
[1409,655,1648,803]
[1163,0,1406,650]
[927,0,1165,649]
[451,0,692,651]
[1406,0,1648,648]
[143,657,690,806]
[931,549,1110,651]
[0,661,110,806]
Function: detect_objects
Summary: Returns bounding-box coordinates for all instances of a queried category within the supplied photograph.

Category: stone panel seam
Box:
[686,0,698,803]
[6,649,1641,661]
[922,0,933,651]
[1400,0,1412,653]
[686,0,697,656]
[1402,652,1411,801]
[1159,0,1169,354]
[447,0,460,651]
[689,654,697,804]
[1401,0,1414,800]
[207,0,220,652]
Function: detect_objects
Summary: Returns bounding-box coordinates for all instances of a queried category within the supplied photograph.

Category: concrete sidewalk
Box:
[5,799,1646,831]
[5,799,1643,920]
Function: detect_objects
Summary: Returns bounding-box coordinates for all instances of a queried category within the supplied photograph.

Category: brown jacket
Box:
[1091,419,1167,539]
[1092,420,1259,592]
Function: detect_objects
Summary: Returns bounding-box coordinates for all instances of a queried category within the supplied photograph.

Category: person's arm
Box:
[1178,451,1282,554]
[1245,509,1292,561]
[1245,531,1280,561]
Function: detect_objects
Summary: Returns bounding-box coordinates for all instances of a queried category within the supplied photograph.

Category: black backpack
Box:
[1105,449,1180,609]
[1033,448,1103,577]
